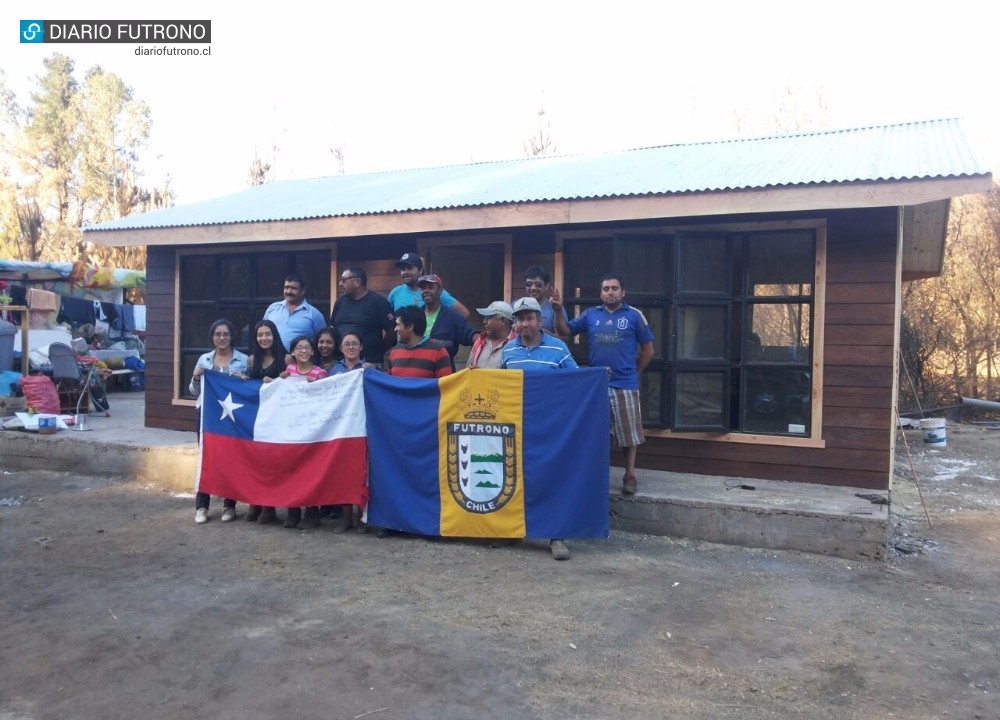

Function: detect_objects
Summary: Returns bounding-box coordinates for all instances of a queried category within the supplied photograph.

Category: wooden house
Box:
[84,119,992,490]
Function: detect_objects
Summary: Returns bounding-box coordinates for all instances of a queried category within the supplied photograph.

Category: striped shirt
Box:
[501,332,578,372]
[387,339,453,378]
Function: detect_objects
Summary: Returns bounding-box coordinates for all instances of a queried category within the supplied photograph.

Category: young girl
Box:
[280,336,328,382]
[314,328,337,374]
[279,335,327,528]
[329,332,366,533]
[242,320,287,524]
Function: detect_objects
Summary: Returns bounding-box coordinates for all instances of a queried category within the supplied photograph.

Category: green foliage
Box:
[0,54,170,266]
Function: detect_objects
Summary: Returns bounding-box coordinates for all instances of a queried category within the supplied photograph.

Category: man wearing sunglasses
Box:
[524,266,568,339]
[333,267,396,367]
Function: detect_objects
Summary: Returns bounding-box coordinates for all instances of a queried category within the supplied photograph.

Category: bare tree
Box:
[248,150,273,186]
[524,107,556,157]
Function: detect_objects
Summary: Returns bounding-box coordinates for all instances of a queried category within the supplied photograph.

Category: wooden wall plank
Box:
[825,304,895,325]
[824,345,894,366]
[824,324,894,346]
[825,283,895,304]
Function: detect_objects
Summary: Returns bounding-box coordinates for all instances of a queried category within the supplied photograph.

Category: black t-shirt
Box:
[332,291,396,364]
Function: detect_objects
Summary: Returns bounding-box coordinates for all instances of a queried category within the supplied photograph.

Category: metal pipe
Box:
[961,397,1000,411]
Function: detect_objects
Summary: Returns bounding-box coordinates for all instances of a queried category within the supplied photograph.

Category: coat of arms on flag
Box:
[446,388,517,515]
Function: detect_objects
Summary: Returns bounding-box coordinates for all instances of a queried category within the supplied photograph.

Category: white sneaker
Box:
[220,507,236,523]
[195,507,209,524]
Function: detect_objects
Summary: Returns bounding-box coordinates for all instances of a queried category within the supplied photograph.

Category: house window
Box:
[563,229,815,437]
[178,249,332,398]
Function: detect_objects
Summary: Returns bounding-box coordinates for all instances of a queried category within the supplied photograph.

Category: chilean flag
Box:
[196,370,368,507]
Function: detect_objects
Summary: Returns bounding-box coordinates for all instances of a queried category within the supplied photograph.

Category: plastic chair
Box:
[48,342,108,416]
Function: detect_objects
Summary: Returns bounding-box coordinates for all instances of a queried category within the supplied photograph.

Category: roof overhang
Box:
[84,175,992,251]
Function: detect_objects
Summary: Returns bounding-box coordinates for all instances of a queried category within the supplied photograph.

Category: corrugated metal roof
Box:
[85,118,990,233]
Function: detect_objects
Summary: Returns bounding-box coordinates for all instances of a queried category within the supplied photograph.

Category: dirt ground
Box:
[2,424,999,720]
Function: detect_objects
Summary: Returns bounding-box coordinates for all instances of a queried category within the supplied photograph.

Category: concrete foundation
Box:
[2,393,889,560]
[609,470,888,561]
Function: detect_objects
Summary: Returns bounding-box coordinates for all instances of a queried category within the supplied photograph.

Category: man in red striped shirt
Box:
[386,306,453,379]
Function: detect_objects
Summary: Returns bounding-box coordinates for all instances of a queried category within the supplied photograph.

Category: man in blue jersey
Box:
[553,273,654,496]
[502,296,577,561]
[387,253,470,319]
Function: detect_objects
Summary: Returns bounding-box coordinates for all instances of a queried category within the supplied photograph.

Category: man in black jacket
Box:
[418,274,477,370]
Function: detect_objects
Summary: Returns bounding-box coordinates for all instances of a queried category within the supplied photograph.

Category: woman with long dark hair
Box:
[242,320,287,524]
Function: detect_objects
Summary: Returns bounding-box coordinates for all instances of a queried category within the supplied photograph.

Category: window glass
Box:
[181,305,217,351]
[256,253,289,302]
[677,305,726,360]
[748,302,810,362]
[742,368,811,434]
[564,238,613,301]
[618,235,668,294]
[633,306,665,359]
[678,236,727,294]
[219,305,255,352]
[180,256,214,301]
[640,370,663,424]
[675,372,726,427]
[295,251,332,305]
[220,256,251,298]
[747,232,813,296]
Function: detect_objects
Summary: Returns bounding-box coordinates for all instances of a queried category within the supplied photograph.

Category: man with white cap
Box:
[469,301,516,369]
[501,297,577,373]
[501,296,578,561]
[387,252,470,318]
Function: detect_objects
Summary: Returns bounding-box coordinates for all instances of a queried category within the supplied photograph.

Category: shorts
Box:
[609,387,645,448]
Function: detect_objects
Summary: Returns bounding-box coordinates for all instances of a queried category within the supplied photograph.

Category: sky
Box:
[2,0,997,206]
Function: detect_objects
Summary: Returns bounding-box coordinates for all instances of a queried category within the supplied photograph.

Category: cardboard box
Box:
[0,395,27,417]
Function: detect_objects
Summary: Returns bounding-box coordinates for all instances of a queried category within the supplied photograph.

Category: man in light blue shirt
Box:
[501,296,577,561]
[387,252,470,319]
[262,273,327,351]
[501,297,578,372]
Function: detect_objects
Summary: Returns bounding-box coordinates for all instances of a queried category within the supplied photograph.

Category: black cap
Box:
[396,252,423,269]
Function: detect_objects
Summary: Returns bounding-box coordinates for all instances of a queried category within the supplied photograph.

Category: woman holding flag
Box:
[190,319,249,525]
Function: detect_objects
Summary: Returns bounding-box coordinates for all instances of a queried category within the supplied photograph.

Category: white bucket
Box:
[920,417,946,447]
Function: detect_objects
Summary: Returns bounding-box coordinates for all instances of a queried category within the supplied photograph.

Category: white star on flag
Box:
[218,392,244,421]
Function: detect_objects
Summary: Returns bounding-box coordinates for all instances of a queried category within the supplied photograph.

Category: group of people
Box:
[188,253,655,560]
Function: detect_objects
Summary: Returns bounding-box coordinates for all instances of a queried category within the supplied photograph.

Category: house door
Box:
[424,241,508,368]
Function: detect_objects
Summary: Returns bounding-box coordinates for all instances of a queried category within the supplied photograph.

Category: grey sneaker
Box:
[220,507,236,523]
[550,539,570,561]
[195,508,208,524]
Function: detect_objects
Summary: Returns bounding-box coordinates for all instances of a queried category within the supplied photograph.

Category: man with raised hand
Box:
[523,265,568,339]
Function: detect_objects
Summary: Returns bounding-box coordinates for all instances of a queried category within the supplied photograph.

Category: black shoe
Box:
[376,527,396,539]
[299,506,320,529]
[284,508,301,529]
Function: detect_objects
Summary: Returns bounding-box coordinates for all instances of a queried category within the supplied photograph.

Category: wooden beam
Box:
[84,176,993,248]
